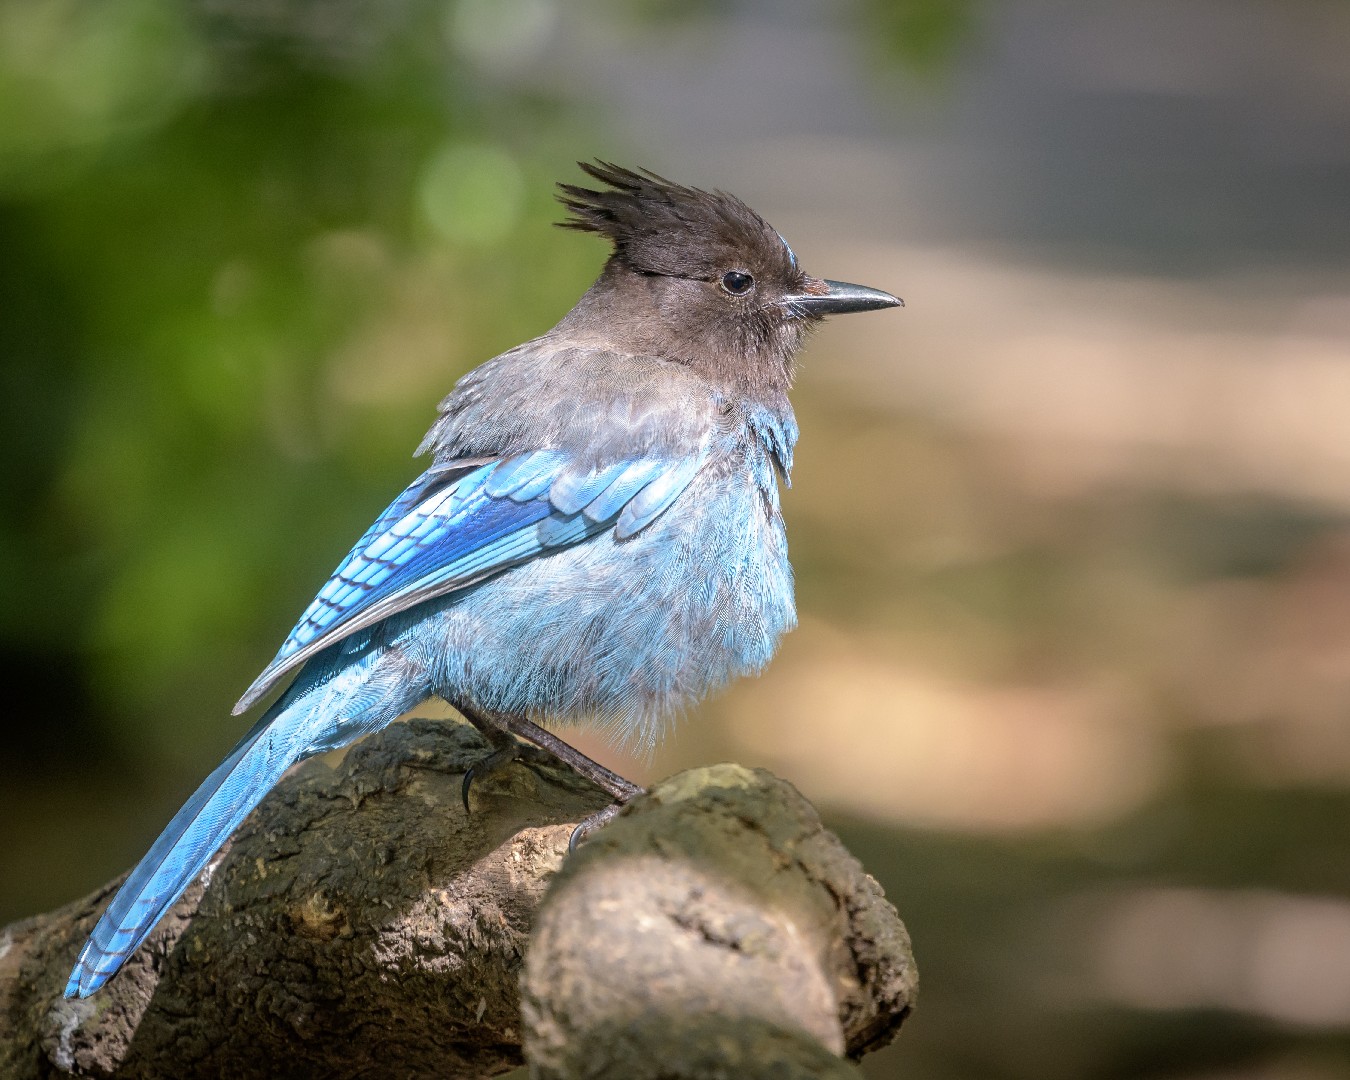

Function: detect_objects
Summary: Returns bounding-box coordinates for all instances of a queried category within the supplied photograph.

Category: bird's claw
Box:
[568,801,627,853]
[461,745,522,813]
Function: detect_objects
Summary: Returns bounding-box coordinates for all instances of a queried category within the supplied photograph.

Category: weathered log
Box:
[0,718,914,1078]
[521,764,917,1079]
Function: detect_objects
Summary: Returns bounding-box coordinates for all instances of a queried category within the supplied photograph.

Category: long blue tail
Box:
[65,646,425,998]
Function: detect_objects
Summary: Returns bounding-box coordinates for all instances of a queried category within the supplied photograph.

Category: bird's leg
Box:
[454,707,571,811]
[451,702,644,804]
[492,714,645,851]
[451,702,643,846]
[455,710,530,812]
[567,801,626,851]
[493,714,644,803]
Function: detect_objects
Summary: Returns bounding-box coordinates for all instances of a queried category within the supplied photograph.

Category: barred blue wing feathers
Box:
[232,450,702,715]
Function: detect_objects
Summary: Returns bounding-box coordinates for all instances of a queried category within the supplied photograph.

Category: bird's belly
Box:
[396,474,795,746]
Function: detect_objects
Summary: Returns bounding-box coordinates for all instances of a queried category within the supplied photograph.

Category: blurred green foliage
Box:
[0,0,610,767]
[862,0,982,74]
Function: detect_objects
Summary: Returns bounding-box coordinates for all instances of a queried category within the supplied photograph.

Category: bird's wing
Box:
[232,449,706,714]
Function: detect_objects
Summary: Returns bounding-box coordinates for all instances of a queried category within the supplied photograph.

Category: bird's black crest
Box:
[557,161,793,280]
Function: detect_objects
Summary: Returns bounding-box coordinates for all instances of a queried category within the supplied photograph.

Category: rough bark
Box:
[0,717,915,1079]
[521,765,917,1080]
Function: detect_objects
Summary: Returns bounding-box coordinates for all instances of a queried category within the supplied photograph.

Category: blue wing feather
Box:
[508,467,558,502]
[484,450,566,498]
[550,461,631,515]
[616,456,703,538]
[332,459,482,568]
[232,448,708,714]
[581,460,670,522]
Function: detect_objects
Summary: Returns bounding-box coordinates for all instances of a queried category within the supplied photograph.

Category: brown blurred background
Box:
[3,1,1350,1076]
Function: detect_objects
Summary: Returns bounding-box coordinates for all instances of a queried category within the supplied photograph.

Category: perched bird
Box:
[65,162,901,998]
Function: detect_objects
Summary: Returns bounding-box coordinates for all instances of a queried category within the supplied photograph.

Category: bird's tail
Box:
[64,646,424,998]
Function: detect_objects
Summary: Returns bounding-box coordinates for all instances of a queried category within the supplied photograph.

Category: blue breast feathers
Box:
[232,449,704,714]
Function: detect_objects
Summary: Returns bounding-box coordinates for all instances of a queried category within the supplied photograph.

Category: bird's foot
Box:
[461,735,563,811]
[494,714,642,804]
[461,745,517,812]
[458,708,551,810]
[450,701,646,846]
[568,800,631,853]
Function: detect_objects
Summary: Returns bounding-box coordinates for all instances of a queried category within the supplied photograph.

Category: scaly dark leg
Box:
[451,702,644,833]
[567,801,626,851]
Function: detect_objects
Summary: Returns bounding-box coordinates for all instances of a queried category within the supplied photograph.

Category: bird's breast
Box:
[405,438,795,745]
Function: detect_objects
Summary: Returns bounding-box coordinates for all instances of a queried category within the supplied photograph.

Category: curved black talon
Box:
[460,766,477,814]
[568,801,628,853]
[461,745,521,813]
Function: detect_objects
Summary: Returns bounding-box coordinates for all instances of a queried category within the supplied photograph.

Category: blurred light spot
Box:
[0,0,202,186]
[1094,888,1350,1027]
[324,248,467,409]
[419,144,525,247]
[210,260,257,319]
[1162,535,1350,785]
[726,620,1166,831]
[307,229,394,285]
[446,0,557,70]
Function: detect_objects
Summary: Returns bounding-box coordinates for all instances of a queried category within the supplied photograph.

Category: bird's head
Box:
[556,162,901,396]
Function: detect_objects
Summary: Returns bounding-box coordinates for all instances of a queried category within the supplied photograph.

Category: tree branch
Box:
[521,764,917,1079]
[0,718,915,1079]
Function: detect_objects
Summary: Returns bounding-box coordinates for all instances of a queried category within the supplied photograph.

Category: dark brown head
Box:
[555,162,901,393]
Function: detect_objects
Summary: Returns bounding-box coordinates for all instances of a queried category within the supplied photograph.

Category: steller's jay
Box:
[65,162,901,998]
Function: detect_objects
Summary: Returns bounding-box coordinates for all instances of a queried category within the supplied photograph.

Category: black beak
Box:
[782,279,903,316]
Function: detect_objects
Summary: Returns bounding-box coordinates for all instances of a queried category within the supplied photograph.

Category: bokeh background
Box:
[4,1,1350,1076]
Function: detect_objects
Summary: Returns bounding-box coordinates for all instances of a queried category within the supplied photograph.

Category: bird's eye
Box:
[721,270,754,296]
